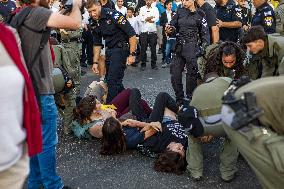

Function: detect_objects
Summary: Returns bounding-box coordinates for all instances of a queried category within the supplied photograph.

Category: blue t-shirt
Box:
[123,126,145,149]
[156,2,177,25]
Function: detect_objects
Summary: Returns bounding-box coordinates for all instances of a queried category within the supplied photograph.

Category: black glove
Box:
[178,106,204,137]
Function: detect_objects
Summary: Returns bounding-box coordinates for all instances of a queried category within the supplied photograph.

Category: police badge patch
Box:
[202,18,207,27]
[264,16,273,26]
[117,15,126,24]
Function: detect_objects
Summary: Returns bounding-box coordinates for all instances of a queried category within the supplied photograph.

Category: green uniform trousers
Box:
[186,120,239,180]
[223,124,284,189]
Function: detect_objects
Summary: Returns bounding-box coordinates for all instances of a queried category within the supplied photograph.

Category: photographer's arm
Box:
[47,0,82,29]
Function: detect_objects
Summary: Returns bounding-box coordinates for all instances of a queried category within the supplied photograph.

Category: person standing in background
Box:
[215,0,242,42]
[138,0,159,71]
[196,0,219,44]
[116,0,127,15]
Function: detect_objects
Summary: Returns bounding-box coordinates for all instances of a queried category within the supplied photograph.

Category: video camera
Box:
[60,0,85,14]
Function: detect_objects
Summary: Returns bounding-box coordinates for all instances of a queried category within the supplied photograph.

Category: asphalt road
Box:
[25,53,261,189]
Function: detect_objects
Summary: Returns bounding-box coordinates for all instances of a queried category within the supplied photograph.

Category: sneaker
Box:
[158,48,162,54]
[151,66,158,70]
[161,63,170,68]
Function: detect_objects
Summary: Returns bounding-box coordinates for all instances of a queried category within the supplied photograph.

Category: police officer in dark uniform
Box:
[166,0,210,106]
[0,0,15,23]
[215,0,242,42]
[87,0,137,103]
[251,0,276,34]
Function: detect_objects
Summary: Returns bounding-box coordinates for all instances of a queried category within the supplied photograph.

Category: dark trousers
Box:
[139,32,157,67]
[81,29,93,65]
[111,88,152,121]
[170,55,198,105]
[148,92,179,123]
[105,48,128,103]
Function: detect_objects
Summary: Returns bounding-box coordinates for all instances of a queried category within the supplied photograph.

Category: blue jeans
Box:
[165,38,176,64]
[28,95,63,189]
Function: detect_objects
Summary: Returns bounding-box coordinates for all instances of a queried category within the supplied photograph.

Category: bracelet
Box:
[93,62,99,65]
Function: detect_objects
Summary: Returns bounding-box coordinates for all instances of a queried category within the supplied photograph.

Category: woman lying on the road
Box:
[71,88,152,139]
[101,92,204,175]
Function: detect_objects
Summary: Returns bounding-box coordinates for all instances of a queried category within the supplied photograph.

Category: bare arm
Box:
[218,20,242,28]
[92,46,102,74]
[211,25,219,44]
[47,0,82,29]
[129,36,137,54]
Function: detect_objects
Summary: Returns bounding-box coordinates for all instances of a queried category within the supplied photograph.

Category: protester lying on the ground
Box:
[203,41,247,79]
[186,72,239,182]
[106,92,203,175]
[71,88,152,139]
[100,117,162,155]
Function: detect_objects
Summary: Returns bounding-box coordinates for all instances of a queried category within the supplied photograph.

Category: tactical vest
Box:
[190,77,232,117]
[275,1,284,34]
[267,33,284,75]
[234,76,284,135]
[52,45,77,93]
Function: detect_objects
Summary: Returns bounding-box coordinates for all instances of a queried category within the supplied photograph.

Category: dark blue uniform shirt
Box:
[0,0,16,22]
[92,8,136,48]
[216,0,242,42]
[252,2,276,34]
[170,7,210,45]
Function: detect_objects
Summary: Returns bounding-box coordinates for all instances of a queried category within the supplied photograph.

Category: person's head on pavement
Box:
[100,117,127,155]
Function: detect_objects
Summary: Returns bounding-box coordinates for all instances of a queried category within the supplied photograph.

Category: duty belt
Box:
[62,38,81,43]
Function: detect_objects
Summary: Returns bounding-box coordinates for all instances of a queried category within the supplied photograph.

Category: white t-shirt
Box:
[127,16,141,35]
[138,5,160,33]
[115,4,127,15]
[0,42,25,172]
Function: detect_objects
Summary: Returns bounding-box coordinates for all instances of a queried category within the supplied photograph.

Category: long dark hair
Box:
[204,41,246,79]
[100,117,127,155]
[73,95,97,125]
[154,151,186,175]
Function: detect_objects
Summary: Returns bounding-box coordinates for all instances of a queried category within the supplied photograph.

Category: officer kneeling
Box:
[221,76,284,188]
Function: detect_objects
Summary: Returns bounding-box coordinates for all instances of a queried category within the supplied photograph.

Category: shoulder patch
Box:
[264,16,273,26]
[202,17,208,27]
[264,10,272,16]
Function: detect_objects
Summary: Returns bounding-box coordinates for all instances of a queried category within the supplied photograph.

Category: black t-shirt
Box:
[199,2,217,43]
[0,0,16,22]
[142,120,188,153]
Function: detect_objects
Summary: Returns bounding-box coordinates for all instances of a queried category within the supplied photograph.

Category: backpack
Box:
[9,7,51,105]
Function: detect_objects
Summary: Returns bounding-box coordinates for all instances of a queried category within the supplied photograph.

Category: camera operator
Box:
[13,0,83,188]
[87,0,137,103]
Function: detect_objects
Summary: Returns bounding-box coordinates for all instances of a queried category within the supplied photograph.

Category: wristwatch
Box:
[93,61,99,65]
[130,51,136,56]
